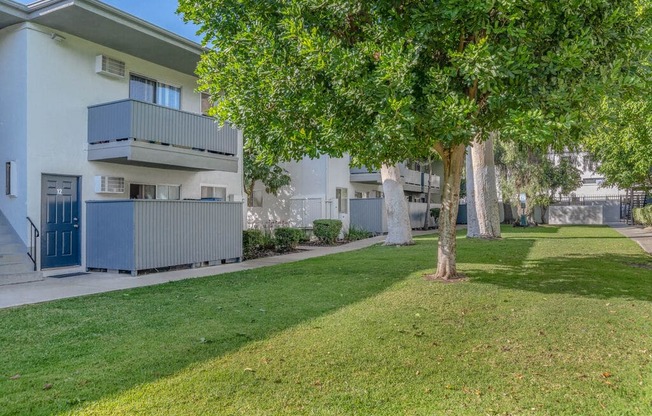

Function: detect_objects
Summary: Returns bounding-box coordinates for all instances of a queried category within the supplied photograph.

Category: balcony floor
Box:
[88,139,238,172]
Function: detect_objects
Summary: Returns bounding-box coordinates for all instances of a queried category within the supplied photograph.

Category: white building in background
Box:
[553,152,625,198]
[0,0,244,283]
[247,155,441,232]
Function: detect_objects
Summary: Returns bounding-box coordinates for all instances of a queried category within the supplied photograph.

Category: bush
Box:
[346,225,371,241]
[261,233,276,250]
[313,219,343,245]
[243,229,264,259]
[274,227,304,252]
[633,206,652,226]
[430,207,441,222]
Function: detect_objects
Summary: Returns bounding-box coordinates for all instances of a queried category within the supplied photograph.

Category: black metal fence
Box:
[619,193,647,224]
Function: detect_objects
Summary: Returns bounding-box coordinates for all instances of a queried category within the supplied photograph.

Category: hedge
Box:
[274,227,304,252]
[243,229,265,259]
[313,219,343,244]
[633,206,652,226]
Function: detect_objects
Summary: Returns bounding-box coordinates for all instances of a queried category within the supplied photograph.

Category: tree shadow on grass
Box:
[503,225,631,239]
[470,253,652,302]
[456,235,536,268]
[450,226,652,302]
[0,246,421,416]
[506,225,561,234]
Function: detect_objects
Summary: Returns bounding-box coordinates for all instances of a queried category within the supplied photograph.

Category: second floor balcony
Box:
[87,99,239,172]
[350,164,441,193]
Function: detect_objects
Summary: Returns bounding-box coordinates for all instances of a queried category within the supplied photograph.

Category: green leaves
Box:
[179,0,651,172]
[495,141,582,211]
[584,95,652,189]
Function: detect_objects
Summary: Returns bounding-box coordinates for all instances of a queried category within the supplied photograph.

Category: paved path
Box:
[608,222,652,255]
[0,232,434,309]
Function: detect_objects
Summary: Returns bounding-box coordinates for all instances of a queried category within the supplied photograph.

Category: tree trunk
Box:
[525,199,536,225]
[246,180,256,207]
[470,132,501,238]
[381,164,414,245]
[428,144,466,280]
[465,147,480,237]
[540,206,548,224]
[423,158,432,230]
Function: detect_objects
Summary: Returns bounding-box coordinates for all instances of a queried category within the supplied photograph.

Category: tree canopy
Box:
[496,142,583,223]
[179,0,651,278]
[243,148,291,206]
[584,97,652,191]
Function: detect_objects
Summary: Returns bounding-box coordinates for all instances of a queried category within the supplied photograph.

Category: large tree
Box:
[179,0,649,279]
[467,132,501,239]
[585,97,652,191]
[496,142,583,224]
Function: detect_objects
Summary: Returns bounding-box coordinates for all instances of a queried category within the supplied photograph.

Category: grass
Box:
[1,226,652,415]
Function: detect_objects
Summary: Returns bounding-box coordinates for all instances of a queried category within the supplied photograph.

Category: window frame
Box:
[200,185,227,201]
[5,162,11,196]
[129,183,181,200]
[129,73,182,110]
[336,187,348,214]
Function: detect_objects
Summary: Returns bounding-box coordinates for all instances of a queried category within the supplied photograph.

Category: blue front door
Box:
[41,175,81,269]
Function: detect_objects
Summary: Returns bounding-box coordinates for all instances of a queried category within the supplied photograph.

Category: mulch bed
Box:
[244,238,372,261]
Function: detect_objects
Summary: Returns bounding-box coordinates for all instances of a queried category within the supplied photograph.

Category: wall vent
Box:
[95,55,126,78]
[94,176,125,194]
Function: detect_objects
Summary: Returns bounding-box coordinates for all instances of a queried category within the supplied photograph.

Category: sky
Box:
[17,0,202,43]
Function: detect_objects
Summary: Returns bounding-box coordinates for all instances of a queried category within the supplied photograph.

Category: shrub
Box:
[274,227,304,252]
[633,206,652,226]
[242,229,264,259]
[313,219,343,244]
[261,233,276,250]
[346,225,372,241]
[430,207,441,222]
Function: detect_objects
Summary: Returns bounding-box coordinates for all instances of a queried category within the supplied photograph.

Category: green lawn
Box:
[1,226,652,415]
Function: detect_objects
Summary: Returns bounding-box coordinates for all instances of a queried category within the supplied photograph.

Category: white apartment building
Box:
[0,0,244,282]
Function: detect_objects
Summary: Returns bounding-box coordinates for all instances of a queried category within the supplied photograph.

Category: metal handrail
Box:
[26,217,39,271]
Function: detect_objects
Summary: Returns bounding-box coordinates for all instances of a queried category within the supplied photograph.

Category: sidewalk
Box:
[0,231,434,309]
[608,222,652,255]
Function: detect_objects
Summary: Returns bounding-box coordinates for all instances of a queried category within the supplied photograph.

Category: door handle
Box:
[73,224,79,228]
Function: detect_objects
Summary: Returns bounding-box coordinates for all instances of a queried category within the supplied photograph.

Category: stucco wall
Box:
[249,155,366,231]
[548,205,604,225]
[0,25,28,244]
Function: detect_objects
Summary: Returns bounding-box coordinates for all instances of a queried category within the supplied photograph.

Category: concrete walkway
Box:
[0,231,434,309]
[608,222,652,255]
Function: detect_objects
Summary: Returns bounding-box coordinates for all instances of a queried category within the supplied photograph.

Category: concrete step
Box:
[0,271,43,286]
[0,233,19,244]
[0,253,32,264]
[0,262,35,275]
[0,243,27,255]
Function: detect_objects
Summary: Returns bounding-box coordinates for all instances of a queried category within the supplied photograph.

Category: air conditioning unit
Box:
[94,176,125,194]
[95,55,126,78]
